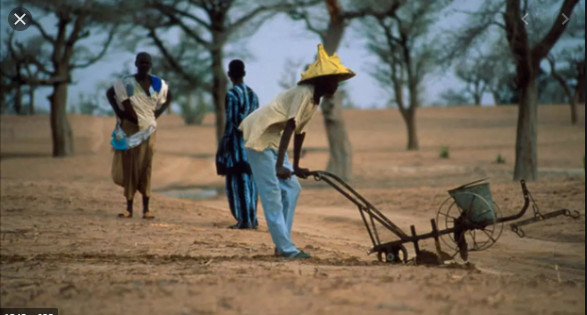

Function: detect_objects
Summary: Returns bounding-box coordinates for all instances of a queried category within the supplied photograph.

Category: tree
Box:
[1,32,35,115]
[451,0,580,180]
[132,0,315,145]
[288,0,405,179]
[74,81,114,116]
[4,0,118,156]
[440,88,472,106]
[479,37,519,105]
[546,6,585,124]
[2,32,47,115]
[361,1,451,150]
[454,60,488,106]
[178,90,211,125]
[574,60,585,104]
[547,53,585,124]
[149,35,211,125]
[503,0,579,180]
[443,42,517,106]
[453,48,517,106]
[0,54,19,114]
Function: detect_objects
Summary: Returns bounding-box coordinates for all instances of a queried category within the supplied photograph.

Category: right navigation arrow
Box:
[562,13,569,25]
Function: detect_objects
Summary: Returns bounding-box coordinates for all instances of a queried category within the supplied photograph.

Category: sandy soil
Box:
[1,105,585,315]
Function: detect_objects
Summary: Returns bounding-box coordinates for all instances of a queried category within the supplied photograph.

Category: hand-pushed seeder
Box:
[306,171,580,264]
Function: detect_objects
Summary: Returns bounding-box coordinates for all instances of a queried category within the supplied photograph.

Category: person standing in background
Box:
[216,60,259,229]
[106,52,172,219]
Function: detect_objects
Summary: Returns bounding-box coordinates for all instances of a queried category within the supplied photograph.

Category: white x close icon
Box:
[14,13,26,25]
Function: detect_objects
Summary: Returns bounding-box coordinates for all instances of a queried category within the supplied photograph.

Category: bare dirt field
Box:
[1,105,585,315]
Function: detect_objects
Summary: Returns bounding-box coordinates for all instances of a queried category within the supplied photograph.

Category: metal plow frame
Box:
[308,171,580,264]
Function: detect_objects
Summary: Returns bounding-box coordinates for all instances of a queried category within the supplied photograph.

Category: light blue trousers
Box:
[246,148,301,256]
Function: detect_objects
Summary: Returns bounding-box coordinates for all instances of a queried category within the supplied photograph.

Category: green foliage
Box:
[495,153,506,164]
[77,94,100,115]
[439,146,450,159]
[180,91,210,125]
[440,89,471,106]
[70,89,114,116]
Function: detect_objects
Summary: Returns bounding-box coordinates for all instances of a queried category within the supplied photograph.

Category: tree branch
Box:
[65,12,88,52]
[531,0,579,63]
[30,20,56,44]
[21,56,52,76]
[61,8,90,65]
[148,28,187,76]
[547,54,573,99]
[377,17,402,46]
[153,2,210,29]
[18,75,70,86]
[5,33,47,78]
[376,16,407,114]
[229,2,308,34]
[156,8,211,47]
[504,0,530,64]
[52,16,68,65]
[342,0,406,20]
[292,9,325,39]
[491,20,506,30]
[148,28,212,92]
[72,25,117,69]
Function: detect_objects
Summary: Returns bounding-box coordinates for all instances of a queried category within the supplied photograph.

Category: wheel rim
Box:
[377,245,408,264]
[436,192,503,253]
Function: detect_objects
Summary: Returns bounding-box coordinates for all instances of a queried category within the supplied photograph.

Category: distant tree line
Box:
[1,0,583,182]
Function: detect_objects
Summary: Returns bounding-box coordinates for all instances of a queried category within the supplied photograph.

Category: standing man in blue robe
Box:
[216,59,259,229]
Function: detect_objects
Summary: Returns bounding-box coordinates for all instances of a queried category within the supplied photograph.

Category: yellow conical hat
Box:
[298,44,355,84]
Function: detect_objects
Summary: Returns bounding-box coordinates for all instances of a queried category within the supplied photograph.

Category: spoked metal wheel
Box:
[436,192,504,253]
[377,245,408,264]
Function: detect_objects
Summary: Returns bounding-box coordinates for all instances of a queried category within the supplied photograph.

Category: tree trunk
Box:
[575,61,585,104]
[187,92,193,110]
[491,90,501,106]
[0,85,5,114]
[405,109,418,150]
[571,61,585,122]
[548,56,575,124]
[474,93,482,106]
[513,76,538,181]
[505,0,578,180]
[570,94,578,124]
[211,48,226,146]
[473,81,482,106]
[552,73,575,124]
[50,81,74,157]
[29,86,35,115]
[322,92,353,180]
[320,92,353,180]
[406,76,419,150]
[319,0,353,180]
[15,85,22,115]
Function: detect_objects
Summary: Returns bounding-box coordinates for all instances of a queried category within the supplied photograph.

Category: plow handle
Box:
[306,170,410,240]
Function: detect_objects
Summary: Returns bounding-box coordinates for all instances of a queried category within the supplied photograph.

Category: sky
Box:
[1,0,583,113]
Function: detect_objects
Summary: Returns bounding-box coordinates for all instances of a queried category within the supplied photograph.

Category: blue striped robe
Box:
[218,83,259,228]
